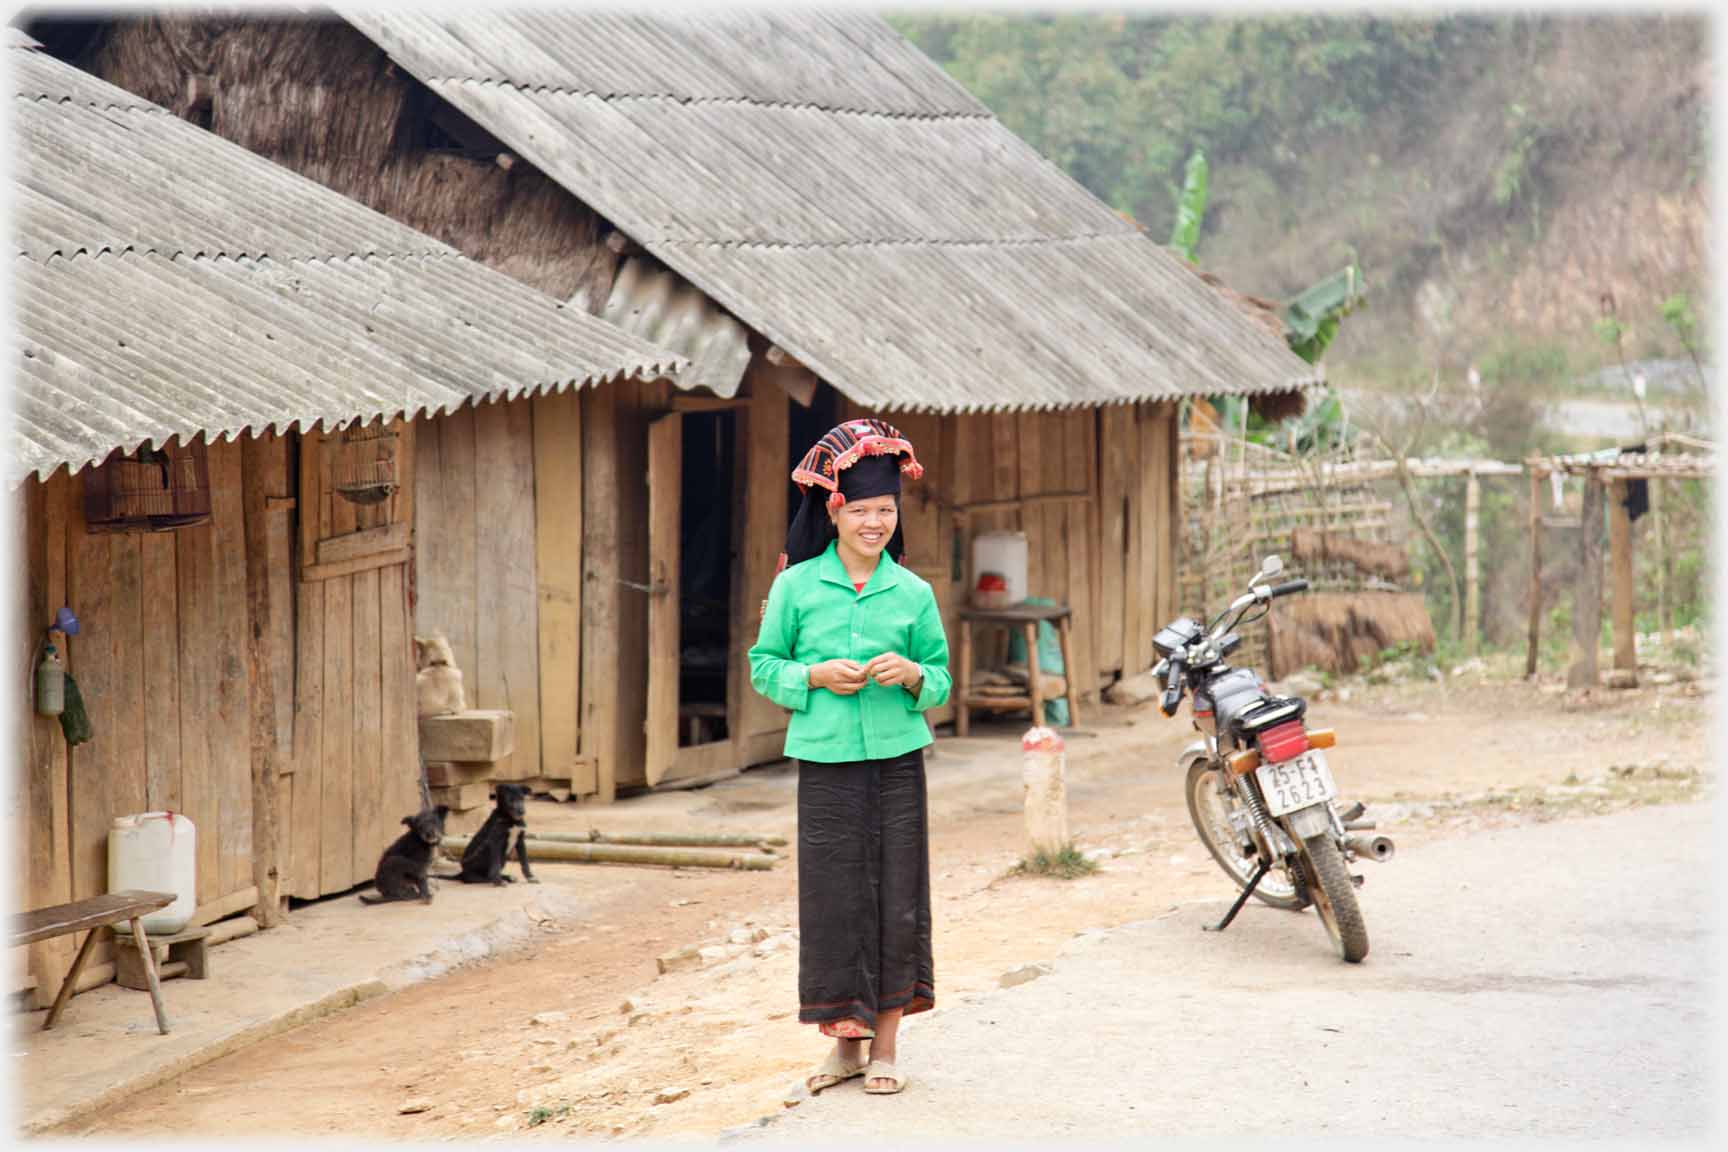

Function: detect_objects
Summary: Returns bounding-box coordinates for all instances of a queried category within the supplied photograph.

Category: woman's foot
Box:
[864,1041,897,1091]
[805,1041,867,1094]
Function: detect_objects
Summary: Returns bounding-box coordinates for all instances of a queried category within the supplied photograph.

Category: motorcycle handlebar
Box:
[1159,659,1184,717]
[1268,579,1310,599]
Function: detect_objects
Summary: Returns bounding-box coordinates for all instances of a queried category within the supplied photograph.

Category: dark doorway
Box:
[678,410,736,746]
[787,383,841,524]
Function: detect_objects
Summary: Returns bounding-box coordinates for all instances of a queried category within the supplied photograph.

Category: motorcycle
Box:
[1151,554,1393,963]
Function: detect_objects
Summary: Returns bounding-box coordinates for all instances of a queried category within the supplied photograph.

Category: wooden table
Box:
[955,603,1081,737]
[11,890,176,1034]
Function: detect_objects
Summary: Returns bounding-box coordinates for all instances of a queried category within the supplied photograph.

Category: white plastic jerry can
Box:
[108,812,197,935]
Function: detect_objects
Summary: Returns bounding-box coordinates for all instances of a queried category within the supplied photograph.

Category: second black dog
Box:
[360,805,450,904]
[458,782,537,885]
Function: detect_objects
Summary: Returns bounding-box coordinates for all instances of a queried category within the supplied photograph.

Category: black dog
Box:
[458,783,537,886]
[360,805,450,904]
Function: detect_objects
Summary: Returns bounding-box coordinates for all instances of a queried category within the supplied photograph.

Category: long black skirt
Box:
[796,748,934,1031]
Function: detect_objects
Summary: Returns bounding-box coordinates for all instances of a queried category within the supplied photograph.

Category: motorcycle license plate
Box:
[1256,750,1337,816]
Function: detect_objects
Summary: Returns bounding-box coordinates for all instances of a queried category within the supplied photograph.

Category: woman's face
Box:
[829,494,899,558]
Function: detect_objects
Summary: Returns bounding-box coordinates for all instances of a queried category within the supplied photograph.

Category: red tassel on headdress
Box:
[827,491,847,511]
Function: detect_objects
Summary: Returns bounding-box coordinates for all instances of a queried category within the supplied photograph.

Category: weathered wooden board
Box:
[67,471,113,922]
[108,529,147,830]
[735,365,791,764]
[611,396,654,790]
[1063,410,1096,699]
[319,574,354,893]
[350,566,383,888]
[208,442,255,901]
[1097,405,1131,677]
[645,413,682,789]
[379,563,418,828]
[429,405,479,689]
[580,387,622,803]
[472,398,541,781]
[140,529,182,813]
[289,577,325,899]
[21,474,72,1001]
[532,390,584,789]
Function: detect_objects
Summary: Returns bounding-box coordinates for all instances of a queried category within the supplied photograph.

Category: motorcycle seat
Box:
[1230,695,1307,740]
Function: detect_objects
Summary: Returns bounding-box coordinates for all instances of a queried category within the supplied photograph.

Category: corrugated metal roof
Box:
[575,254,752,399]
[339,8,1318,411]
[8,38,686,487]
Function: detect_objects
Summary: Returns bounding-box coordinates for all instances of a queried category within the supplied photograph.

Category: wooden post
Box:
[581,388,621,804]
[241,436,283,929]
[1567,471,1604,689]
[1525,467,1543,678]
[1609,477,1637,680]
[1653,477,1672,646]
[1464,469,1481,656]
[955,618,973,738]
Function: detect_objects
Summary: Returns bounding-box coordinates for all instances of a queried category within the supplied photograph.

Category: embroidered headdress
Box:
[780,419,924,572]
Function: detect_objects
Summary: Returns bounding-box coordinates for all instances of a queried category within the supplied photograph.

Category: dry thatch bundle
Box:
[1266,592,1435,678]
[1289,528,1411,582]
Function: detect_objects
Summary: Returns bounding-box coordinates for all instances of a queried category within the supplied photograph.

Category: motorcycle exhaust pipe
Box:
[1343,819,1377,831]
[1345,834,1395,863]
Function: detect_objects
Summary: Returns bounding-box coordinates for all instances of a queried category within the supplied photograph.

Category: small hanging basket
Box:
[331,421,399,506]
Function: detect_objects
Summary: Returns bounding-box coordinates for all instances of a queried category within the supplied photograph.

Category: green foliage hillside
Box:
[890,12,1708,392]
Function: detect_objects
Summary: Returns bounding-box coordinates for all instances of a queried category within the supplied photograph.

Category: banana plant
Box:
[1168,147,1209,262]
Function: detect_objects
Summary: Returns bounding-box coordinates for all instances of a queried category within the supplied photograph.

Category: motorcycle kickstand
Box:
[1204,858,1272,934]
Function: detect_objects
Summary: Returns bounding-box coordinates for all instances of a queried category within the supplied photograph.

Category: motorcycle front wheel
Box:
[1299,834,1370,963]
[1185,760,1307,911]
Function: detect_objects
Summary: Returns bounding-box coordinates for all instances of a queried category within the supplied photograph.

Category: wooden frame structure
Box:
[1525,435,1715,688]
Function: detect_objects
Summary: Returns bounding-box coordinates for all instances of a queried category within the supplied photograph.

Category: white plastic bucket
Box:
[972,531,1029,605]
[107,812,196,935]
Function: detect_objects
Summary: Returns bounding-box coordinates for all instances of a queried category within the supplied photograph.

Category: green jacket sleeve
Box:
[748,571,811,713]
[904,584,952,713]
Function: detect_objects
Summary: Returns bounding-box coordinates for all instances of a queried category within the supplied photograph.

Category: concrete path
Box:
[739,802,1715,1142]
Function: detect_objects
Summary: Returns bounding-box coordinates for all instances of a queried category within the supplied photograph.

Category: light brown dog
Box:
[415,633,467,718]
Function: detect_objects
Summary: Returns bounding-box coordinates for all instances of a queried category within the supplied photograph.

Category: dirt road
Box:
[56,672,1709,1141]
[745,800,1714,1141]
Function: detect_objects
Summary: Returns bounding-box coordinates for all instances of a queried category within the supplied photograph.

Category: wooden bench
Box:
[11,891,175,1034]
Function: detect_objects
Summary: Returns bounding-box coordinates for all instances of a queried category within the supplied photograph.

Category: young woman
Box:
[748,419,951,1097]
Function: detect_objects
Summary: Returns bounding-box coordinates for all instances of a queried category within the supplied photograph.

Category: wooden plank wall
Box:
[13,438,285,1004]
[413,403,541,781]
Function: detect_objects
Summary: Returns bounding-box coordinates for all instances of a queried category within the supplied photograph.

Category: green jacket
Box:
[748,542,952,763]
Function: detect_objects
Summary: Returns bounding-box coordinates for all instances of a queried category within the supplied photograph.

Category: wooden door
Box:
[645,413,681,787]
[288,420,420,898]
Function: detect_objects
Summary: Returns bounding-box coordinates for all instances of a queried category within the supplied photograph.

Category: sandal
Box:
[862,1059,907,1095]
[805,1048,868,1095]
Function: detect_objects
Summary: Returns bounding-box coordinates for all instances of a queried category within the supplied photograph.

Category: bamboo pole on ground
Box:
[440,836,775,871]
[531,830,786,852]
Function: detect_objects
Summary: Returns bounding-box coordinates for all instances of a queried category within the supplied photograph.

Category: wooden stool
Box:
[955,603,1082,738]
[115,924,211,991]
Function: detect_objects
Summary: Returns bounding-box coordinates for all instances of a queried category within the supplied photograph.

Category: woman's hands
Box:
[808,659,868,695]
[864,652,923,695]
[808,655,924,696]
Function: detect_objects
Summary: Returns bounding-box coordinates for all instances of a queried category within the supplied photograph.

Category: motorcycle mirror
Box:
[1252,554,1283,585]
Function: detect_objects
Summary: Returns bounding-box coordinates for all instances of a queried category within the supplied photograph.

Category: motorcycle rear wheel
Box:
[1185,760,1307,911]
[1300,834,1370,963]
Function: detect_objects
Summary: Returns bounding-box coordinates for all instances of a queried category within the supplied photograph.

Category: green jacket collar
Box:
[816,540,905,598]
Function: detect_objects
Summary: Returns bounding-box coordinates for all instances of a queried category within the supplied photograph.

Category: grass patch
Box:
[526,1104,572,1128]
[1008,845,1098,880]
